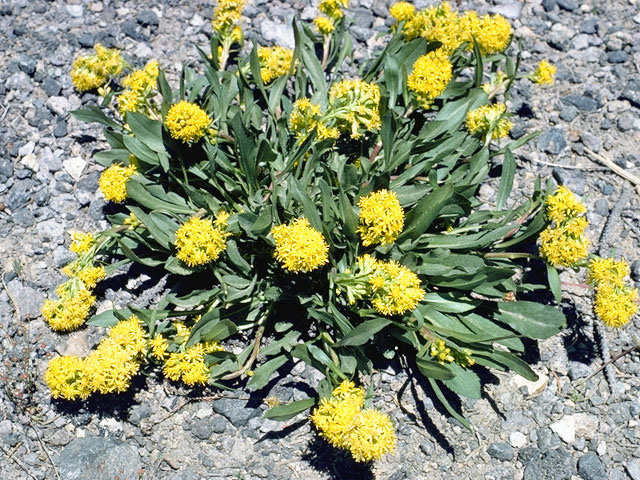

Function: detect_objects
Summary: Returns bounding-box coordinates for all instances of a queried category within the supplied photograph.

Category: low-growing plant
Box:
[44,0,636,463]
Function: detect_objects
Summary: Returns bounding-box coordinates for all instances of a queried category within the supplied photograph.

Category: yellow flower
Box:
[593,283,638,328]
[465,103,512,140]
[271,218,329,273]
[389,2,416,22]
[70,44,126,91]
[402,2,464,53]
[99,164,136,203]
[84,338,141,394]
[331,380,365,402]
[319,0,348,20]
[545,186,587,225]
[257,46,296,84]
[370,260,425,316]
[165,101,211,143]
[317,123,340,140]
[587,257,630,288]
[474,13,512,55]
[118,60,160,115]
[42,289,96,332]
[69,231,96,255]
[328,79,381,138]
[289,98,323,138]
[44,356,90,401]
[539,226,589,268]
[314,16,335,35]
[124,212,141,229]
[62,263,106,289]
[163,340,223,386]
[532,60,556,85]
[344,409,396,463]
[174,216,230,267]
[212,0,245,34]
[149,335,169,360]
[429,339,454,364]
[407,50,452,109]
[108,316,147,357]
[357,189,405,246]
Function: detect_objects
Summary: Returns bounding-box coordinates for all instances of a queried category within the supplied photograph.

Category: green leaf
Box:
[546,264,562,304]
[248,355,289,391]
[262,398,316,421]
[86,308,132,327]
[496,301,566,339]
[495,149,516,210]
[400,184,454,241]
[126,112,165,153]
[127,180,193,214]
[485,350,538,382]
[415,358,454,380]
[442,364,482,399]
[334,318,392,347]
[423,292,480,313]
[201,319,238,342]
[428,378,471,430]
[472,37,483,88]
[70,106,120,129]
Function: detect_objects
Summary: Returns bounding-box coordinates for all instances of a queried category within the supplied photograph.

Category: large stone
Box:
[538,128,567,155]
[5,279,45,319]
[212,398,260,427]
[523,447,575,480]
[577,452,605,480]
[627,459,640,480]
[260,20,295,49]
[488,442,515,461]
[621,79,640,109]
[59,437,142,480]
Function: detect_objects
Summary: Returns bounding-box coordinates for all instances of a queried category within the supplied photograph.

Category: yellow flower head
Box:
[257,46,296,84]
[587,257,630,288]
[344,409,396,463]
[357,189,405,246]
[108,316,147,357]
[310,380,364,449]
[593,283,638,328]
[69,231,96,255]
[328,79,381,139]
[99,164,136,203]
[62,263,107,290]
[70,44,125,92]
[429,339,454,364]
[465,103,511,140]
[314,16,335,35]
[389,2,416,22]
[149,334,169,360]
[546,186,587,225]
[44,356,90,401]
[212,0,245,34]
[289,98,323,138]
[42,288,96,332]
[474,13,512,55]
[165,101,211,143]
[331,380,366,402]
[407,50,453,109]
[319,0,349,20]
[118,60,160,115]
[539,226,589,268]
[370,260,425,316]
[163,335,222,386]
[84,338,141,394]
[402,2,465,53]
[174,216,230,267]
[532,60,556,85]
[271,218,329,273]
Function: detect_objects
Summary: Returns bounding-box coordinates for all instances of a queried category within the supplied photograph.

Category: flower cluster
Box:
[42,231,106,331]
[532,60,556,85]
[162,322,224,386]
[257,46,296,84]
[314,0,347,35]
[328,79,381,139]
[310,380,396,463]
[289,98,324,138]
[587,257,638,328]
[272,218,329,273]
[314,16,335,35]
[165,101,212,143]
[98,163,136,203]
[407,50,452,109]
[540,186,589,268]
[174,213,230,267]
[397,2,511,56]
[117,60,160,115]
[44,316,146,399]
[212,0,245,37]
[429,339,475,367]
[465,103,512,140]
[357,190,404,246]
[70,44,126,92]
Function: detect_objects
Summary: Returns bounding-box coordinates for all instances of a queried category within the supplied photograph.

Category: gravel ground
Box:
[2,0,640,479]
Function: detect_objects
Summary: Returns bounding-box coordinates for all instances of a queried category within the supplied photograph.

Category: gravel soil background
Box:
[2,0,640,479]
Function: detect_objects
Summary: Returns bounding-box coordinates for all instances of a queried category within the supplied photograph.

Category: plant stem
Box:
[220,324,266,380]
[483,252,536,260]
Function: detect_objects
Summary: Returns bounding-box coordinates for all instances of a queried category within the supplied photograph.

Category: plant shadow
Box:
[302,436,374,480]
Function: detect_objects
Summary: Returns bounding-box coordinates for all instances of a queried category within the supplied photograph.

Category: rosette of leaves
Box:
[69,8,565,429]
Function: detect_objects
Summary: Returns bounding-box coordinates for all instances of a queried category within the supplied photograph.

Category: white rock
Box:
[63,156,86,181]
[628,459,640,480]
[18,141,35,156]
[46,96,72,116]
[596,441,607,456]
[513,371,549,396]
[21,153,39,172]
[509,431,527,448]
[66,5,84,17]
[99,418,123,433]
[551,416,576,444]
[573,413,599,440]
[634,13,640,24]
[196,405,213,419]
[76,428,86,438]
[190,14,204,27]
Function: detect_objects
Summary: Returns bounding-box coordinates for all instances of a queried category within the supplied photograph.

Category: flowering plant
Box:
[44,0,635,463]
